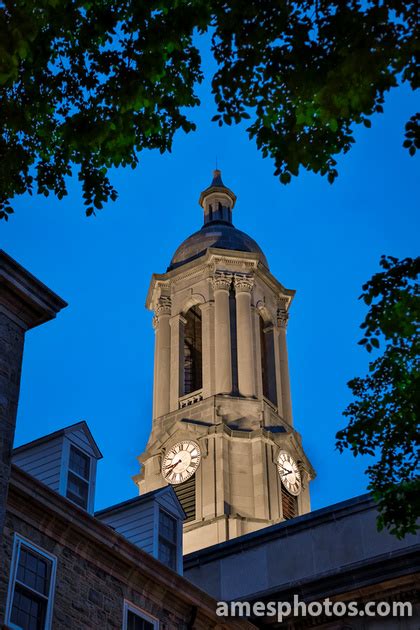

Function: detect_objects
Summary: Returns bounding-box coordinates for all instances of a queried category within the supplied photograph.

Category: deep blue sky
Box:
[2,40,418,513]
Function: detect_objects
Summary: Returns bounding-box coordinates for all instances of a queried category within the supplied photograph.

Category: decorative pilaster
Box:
[277,297,293,425]
[252,304,263,399]
[153,297,172,419]
[234,273,256,397]
[169,313,187,410]
[199,301,214,398]
[212,272,233,395]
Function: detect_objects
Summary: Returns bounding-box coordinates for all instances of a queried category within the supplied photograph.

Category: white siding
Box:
[156,490,185,519]
[98,501,156,555]
[67,428,96,457]
[12,437,64,492]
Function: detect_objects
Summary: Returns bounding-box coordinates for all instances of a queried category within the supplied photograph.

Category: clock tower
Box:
[134,171,315,554]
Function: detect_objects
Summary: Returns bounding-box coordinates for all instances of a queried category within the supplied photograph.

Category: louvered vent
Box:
[281,485,298,520]
[173,475,196,522]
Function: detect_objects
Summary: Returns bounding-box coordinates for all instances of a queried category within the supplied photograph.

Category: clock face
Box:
[277,450,302,496]
[161,441,201,485]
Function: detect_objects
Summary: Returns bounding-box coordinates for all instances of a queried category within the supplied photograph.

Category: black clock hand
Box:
[164,459,182,472]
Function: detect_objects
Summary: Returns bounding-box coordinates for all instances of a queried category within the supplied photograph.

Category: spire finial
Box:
[211,169,224,188]
[199,170,237,225]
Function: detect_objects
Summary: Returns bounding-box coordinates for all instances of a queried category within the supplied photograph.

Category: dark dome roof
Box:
[169,222,269,270]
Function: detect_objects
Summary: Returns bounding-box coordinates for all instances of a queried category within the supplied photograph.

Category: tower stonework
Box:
[135,172,315,554]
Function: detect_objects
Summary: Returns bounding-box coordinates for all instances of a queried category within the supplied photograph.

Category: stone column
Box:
[252,305,263,399]
[152,297,171,419]
[234,274,256,397]
[169,313,186,410]
[277,300,293,425]
[199,301,214,399]
[212,272,232,395]
[0,250,66,619]
[272,326,284,419]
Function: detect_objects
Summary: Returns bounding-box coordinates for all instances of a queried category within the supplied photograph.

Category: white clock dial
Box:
[276,450,302,496]
[161,441,201,485]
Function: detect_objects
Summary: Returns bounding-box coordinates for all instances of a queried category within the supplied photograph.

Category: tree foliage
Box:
[336,256,420,539]
[0,0,418,218]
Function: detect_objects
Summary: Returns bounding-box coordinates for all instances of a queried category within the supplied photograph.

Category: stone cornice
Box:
[145,248,296,312]
[0,250,67,330]
[183,493,383,566]
[146,247,296,311]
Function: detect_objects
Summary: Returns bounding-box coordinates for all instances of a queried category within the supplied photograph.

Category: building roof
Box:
[12,420,103,459]
[168,171,269,271]
[184,492,420,608]
[169,223,269,271]
[0,249,67,329]
[95,485,186,520]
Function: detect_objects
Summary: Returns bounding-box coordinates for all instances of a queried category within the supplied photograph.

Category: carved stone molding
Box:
[277,309,289,329]
[277,297,289,328]
[153,296,172,329]
[211,270,233,292]
[234,273,254,293]
[156,296,172,316]
[209,254,259,270]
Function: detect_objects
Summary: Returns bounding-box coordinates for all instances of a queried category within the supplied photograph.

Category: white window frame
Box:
[152,502,183,575]
[122,600,159,629]
[59,438,96,513]
[157,508,179,572]
[5,534,57,630]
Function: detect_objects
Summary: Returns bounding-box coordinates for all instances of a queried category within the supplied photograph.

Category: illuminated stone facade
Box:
[135,172,315,554]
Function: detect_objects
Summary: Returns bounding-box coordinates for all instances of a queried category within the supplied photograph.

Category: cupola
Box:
[199,169,237,225]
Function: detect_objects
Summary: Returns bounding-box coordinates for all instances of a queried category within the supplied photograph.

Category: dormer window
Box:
[12,421,102,515]
[158,509,178,570]
[66,445,91,509]
[96,486,184,575]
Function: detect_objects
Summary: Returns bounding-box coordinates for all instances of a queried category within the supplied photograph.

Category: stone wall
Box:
[1,467,254,630]
[0,313,24,572]
[2,512,186,630]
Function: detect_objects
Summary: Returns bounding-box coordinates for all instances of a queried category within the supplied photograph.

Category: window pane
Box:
[158,539,176,570]
[66,471,89,508]
[11,584,46,630]
[69,445,90,480]
[127,609,154,630]
[16,548,50,596]
[159,510,177,543]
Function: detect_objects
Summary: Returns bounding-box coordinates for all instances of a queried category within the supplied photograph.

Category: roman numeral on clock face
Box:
[161,441,202,485]
[276,449,302,496]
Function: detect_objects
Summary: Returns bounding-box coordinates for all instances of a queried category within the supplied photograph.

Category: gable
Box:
[156,486,186,521]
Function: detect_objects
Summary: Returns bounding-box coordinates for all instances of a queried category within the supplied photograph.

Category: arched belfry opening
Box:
[183,305,203,395]
[259,315,277,406]
[138,169,315,554]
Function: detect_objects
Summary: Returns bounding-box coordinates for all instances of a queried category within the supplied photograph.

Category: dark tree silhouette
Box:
[336,256,420,539]
[0,0,418,218]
